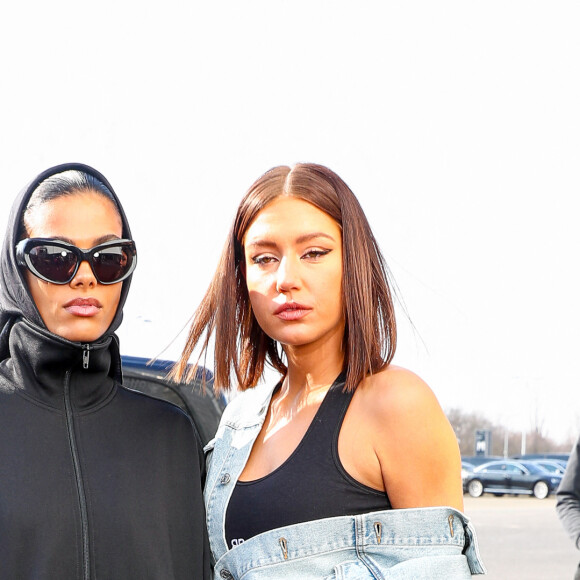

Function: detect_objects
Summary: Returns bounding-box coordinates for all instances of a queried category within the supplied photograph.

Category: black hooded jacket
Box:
[0,163,210,579]
[556,436,580,550]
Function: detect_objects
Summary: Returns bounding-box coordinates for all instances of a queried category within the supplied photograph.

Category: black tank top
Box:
[225,374,391,548]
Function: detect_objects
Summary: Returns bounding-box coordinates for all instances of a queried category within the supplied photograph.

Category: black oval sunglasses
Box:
[16,238,137,285]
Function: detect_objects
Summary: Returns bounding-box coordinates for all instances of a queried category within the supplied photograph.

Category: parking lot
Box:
[464,495,578,579]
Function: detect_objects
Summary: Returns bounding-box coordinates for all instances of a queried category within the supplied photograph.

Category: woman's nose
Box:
[276,256,299,293]
[70,259,97,287]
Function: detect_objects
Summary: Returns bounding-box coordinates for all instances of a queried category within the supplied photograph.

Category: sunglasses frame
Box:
[16,237,137,285]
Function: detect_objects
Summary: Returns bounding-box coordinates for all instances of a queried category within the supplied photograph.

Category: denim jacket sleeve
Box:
[556,435,580,549]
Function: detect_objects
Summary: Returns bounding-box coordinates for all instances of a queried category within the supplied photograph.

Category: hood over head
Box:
[0,162,134,360]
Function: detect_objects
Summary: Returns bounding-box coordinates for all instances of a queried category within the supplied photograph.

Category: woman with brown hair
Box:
[175,163,484,578]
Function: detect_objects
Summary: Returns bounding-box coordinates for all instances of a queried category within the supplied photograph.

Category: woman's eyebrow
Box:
[295,232,336,244]
[93,234,122,245]
[245,232,337,252]
[245,239,277,251]
[247,232,336,248]
[47,234,121,246]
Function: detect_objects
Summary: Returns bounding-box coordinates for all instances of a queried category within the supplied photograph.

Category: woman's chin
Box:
[50,320,109,343]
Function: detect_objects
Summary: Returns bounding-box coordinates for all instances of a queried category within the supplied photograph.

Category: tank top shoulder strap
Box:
[321,372,354,427]
[301,371,353,452]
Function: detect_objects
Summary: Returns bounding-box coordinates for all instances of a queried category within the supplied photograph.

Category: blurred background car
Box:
[464,459,562,499]
[461,455,504,468]
[512,453,570,462]
[530,459,567,476]
[461,461,475,489]
[121,355,225,446]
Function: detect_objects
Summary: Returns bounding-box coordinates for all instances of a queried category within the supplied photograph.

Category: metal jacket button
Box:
[220,473,231,484]
[220,569,234,579]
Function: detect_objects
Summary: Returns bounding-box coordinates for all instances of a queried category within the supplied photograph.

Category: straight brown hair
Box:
[172,163,397,392]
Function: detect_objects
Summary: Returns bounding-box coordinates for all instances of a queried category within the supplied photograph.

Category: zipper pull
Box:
[82,344,91,370]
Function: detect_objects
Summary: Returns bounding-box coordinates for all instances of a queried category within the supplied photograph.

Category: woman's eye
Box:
[251,255,277,265]
[302,249,331,260]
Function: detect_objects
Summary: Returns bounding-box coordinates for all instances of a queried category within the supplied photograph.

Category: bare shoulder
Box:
[357,365,442,424]
[354,365,463,510]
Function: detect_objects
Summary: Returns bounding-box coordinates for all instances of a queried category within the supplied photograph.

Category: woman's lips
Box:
[64,298,102,317]
[274,302,311,321]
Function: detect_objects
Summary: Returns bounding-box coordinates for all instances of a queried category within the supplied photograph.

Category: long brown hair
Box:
[173,163,397,392]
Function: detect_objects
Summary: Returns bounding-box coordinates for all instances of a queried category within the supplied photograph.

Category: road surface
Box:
[464,495,578,579]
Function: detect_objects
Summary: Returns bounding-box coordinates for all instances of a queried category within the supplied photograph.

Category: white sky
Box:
[1,1,579,444]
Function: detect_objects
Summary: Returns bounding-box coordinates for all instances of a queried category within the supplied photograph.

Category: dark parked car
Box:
[121,355,225,446]
[461,455,504,468]
[531,459,567,476]
[461,461,475,488]
[512,452,570,462]
[464,459,562,499]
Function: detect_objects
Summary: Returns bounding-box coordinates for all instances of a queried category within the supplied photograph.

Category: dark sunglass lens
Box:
[28,245,78,283]
[92,246,132,283]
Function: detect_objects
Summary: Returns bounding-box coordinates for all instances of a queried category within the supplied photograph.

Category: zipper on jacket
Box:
[82,344,91,370]
[64,369,90,580]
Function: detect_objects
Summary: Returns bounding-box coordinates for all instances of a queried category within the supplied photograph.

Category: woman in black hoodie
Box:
[0,163,210,579]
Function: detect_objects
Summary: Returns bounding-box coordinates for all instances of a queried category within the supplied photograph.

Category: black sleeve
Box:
[556,435,580,549]
[182,412,212,579]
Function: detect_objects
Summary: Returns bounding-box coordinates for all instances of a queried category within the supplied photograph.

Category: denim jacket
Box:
[204,383,486,579]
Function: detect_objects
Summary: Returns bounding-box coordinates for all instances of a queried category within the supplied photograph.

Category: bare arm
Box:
[365,367,464,511]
